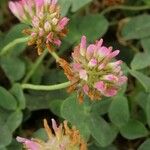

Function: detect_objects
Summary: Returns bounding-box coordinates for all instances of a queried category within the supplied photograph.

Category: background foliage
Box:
[1,0,150,149]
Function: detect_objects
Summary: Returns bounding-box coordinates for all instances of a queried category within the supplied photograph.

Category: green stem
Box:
[21,81,71,90]
[100,5,150,15]
[0,37,29,56]
[128,44,139,53]
[22,49,48,83]
[49,51,60,62]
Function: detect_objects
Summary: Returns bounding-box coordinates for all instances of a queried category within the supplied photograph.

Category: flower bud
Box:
[57,17,69,31]
[51,18,59,25]
[44,21,52,32]
[80,36,86,56]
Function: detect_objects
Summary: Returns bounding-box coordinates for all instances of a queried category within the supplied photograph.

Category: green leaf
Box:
[78,15,109,42]
[65,14,109,44]
[49,100,63,117]
[131,53,150,70]
[43,69,67,84]
[129,70,150,92]
[91,98,111,115]
[0,56,26,82]
[7,139,22,150]
[0,87,17,110]
[3,24,27,43]
[0,147,7,150]
[136,92,149,111]
[143,0,150,5]
[88,116,118,147]
[146,95,150,127]
[31,64,44,84]
[89,144,117,150]
[0,13,4,26]
[6,110,23,133]
[58,0,92,15]
[33,128,48,141]
[71,0,92,12]
[58,0,71,16]
[61,94,91,140]
[61,95,118,146]
[0,118,12,148]
[25,93,50,111]
[141,37,150,54]
[120,119,148,139]
[108,95,130,127]
[64,16,81,45]
[0,107,10,123]
[122,14,150,40]
[138,139,150,150]
[26,88,68,111]
[10,84,26,109]
[0,34,4,49]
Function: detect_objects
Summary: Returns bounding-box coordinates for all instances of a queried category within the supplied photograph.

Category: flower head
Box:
[9,0,69,54]
[16,119,87,150]
[59,36,127,102]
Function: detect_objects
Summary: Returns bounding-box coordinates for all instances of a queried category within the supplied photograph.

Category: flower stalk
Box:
[21,81,71,91]
[0,36,29,57]
[49,50,60,62]
[100,5,150,15]
[22,49,49,83]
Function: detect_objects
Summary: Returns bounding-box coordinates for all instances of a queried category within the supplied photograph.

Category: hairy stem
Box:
[22,49,48,83]
[49,51,60,62]
[0,37,29,56]
[21,81,71,90]
[100,5,150,15]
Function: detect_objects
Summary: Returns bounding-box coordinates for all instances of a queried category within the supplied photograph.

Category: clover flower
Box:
[9,0,69,54]
[59,36,127,102]
[16,119,87,150]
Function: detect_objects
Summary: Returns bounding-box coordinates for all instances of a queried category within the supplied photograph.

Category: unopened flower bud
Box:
[57,17,69,31]
[80,36,86,56]
[44,21,52,32]
[32,16,40,28]
[51,18,58,25]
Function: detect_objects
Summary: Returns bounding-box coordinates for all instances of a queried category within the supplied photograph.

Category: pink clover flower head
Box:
[16,119,87,150]
[8,0,69,55]
[64,36,127,102]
